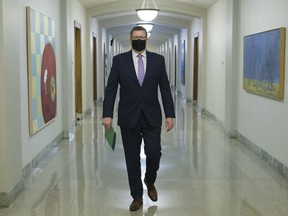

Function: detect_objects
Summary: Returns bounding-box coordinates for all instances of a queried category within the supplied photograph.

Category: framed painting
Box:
[174,45,177,87]
[26,7,57,134]
[243,28,285,100]
[181,40,185,85]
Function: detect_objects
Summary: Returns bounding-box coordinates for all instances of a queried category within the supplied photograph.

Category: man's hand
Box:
[165,117,174,132]
[102,117,113,129]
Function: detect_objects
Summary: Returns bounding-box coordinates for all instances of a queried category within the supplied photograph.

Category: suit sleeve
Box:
[102,56,118,118]
[159,56,175,118]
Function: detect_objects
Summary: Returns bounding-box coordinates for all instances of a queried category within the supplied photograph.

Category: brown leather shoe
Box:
[129,198,143,211]
[144,179,158,202]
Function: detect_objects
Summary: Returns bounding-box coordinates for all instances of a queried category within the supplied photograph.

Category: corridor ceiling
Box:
[79,0,218,48]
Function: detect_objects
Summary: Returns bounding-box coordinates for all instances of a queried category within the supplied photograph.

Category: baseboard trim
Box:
[199,106,288,181]
[0,124,76,207]
[235,131,288,180]
[22,132,65,180]
[0,181,24,207]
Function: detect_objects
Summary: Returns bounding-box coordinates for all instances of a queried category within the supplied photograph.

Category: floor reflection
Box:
[1,97,288,216]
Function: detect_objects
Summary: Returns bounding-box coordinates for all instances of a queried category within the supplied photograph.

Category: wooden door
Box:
[193,34,199,101]
[74,22,82,116]
[93,35,97,103]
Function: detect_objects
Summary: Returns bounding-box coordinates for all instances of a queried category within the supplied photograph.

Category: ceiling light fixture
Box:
[136,0,160,22]
[137,22,154,32]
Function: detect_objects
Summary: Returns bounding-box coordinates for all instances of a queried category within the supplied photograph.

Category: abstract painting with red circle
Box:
[26,7,57,134]
[41,43,57,123]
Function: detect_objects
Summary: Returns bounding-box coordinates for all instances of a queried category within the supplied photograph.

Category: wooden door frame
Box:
[74,21,82,119]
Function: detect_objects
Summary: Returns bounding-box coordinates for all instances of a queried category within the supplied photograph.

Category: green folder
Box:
[105,126,116,150]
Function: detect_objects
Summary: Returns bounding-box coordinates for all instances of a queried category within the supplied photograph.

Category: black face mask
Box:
[132,39,146,52]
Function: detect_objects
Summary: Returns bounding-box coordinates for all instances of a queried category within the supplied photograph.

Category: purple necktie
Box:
[137,54,144,86]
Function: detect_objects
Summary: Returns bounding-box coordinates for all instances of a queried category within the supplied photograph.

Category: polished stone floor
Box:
[1,98,288,215]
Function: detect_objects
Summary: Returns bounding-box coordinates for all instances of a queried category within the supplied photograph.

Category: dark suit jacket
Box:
[102,50,175,128]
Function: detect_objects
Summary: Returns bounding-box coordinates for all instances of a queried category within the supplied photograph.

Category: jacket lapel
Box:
[125,50,139,84]
[143,51,152,84]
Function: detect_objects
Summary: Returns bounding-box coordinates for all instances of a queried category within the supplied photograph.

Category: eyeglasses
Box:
[130,36,147,40]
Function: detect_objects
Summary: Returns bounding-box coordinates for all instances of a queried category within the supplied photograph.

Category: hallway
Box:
[1,98,288,216]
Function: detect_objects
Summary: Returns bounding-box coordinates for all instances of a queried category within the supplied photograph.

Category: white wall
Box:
[0,0,87,194]
[0,0,22,192]
[0,0,88,186]
[20,0,64,169]
[60,0,73,134]
[237,0,288,167]
[204,0,227,122]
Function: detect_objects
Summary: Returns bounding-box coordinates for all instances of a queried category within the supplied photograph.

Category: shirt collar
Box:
[132,50,146,58]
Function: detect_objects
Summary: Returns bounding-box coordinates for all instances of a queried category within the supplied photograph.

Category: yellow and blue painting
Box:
[26,7,57,134]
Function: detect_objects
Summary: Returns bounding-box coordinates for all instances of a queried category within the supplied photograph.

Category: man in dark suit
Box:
[102,26,175,211]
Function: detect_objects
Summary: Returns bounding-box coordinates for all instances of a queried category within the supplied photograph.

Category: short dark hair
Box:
[130,26,147,38]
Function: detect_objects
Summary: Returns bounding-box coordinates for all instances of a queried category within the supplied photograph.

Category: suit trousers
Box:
[120,111,162,199]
